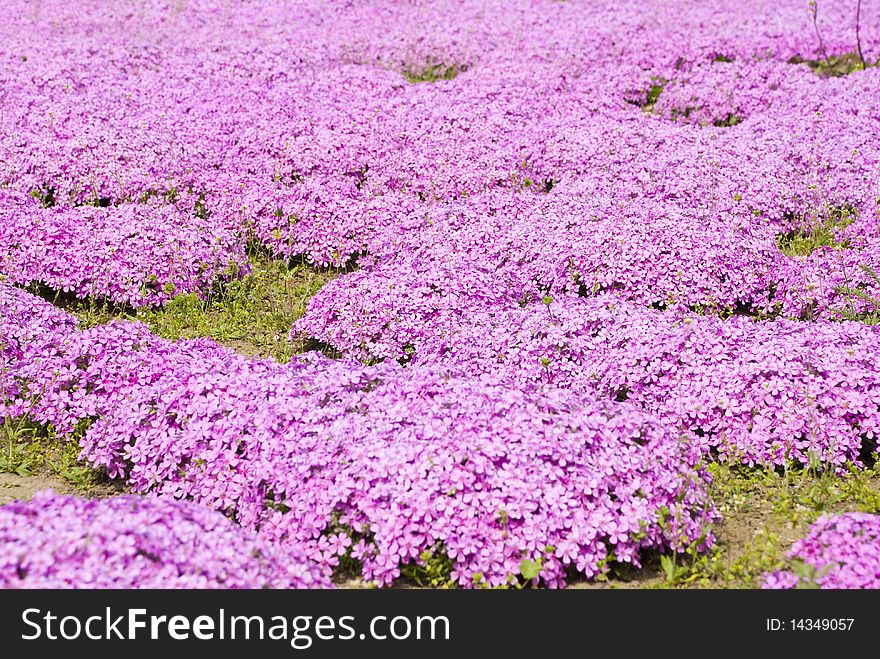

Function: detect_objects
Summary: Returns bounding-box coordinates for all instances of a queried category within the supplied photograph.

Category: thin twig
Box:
[855,0,867,69]
[810,1,831,65]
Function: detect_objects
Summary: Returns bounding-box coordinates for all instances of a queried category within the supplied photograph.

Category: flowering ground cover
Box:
[2,0,880,588]
[1,284,716,586]
[763,513,880,588]
[0,492,330,588]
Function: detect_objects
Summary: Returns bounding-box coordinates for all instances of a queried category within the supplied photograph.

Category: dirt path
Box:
[0,473,121,505]
[0,472,75,505]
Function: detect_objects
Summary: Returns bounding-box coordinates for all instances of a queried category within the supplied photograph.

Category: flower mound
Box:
[0,190,248,308]
[2,286,716,588]
[2,0,880,589]
[299,290,880,470]
[763,513,880,589]
[0,492,331,589]
[96,358,718,588]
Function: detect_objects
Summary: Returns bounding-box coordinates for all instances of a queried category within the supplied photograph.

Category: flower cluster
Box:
[3,285,715,587]
[0,281,77,409]
[2,0,880,588]
[1,1,878,309]
[0,492,331,588]
[763,513,880,589]
[773,215,880,319]
[298,286,880,469]
[0,190,249,307]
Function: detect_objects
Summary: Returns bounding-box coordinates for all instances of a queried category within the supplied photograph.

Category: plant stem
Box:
[856,0,866,69]
[810,1,831,66]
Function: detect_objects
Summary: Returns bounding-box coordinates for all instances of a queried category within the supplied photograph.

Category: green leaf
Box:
[660,554,676,581]
[519,558,542,581]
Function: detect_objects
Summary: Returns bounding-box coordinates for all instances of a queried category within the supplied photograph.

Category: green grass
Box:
[29,187,56,208]
[774,204,880,324]
[0,416,106,493]
[623,78,668,114]
[834,264,880,325]
[644,82,664,107]
[404,64,462,83]
[789,52,873,77]
[712,113,743,127]
[776,205,857,257]
[642,459,880,588]
[74,251,337,362]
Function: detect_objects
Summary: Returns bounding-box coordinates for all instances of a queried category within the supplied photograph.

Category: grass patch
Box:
[401,546,456,588]
[29,187,56,208]
[0,417,111,494]
[712,112,743,127]
[624,77,670,115]
[646,459,880,588]
[626,78,666,111]
[788,52,873,77]
[72,251,338,362]
[404,63,463,83]
[136,255,335,361]
[834,263,880,325]
[776,205,857,257]
[644,82,664,107]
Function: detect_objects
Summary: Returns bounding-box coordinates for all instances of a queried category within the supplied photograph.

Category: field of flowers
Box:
[1,0,880,589]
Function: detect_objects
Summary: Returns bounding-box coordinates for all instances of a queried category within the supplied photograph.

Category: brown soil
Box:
[0,472,75,504]
[0,472,122,505]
